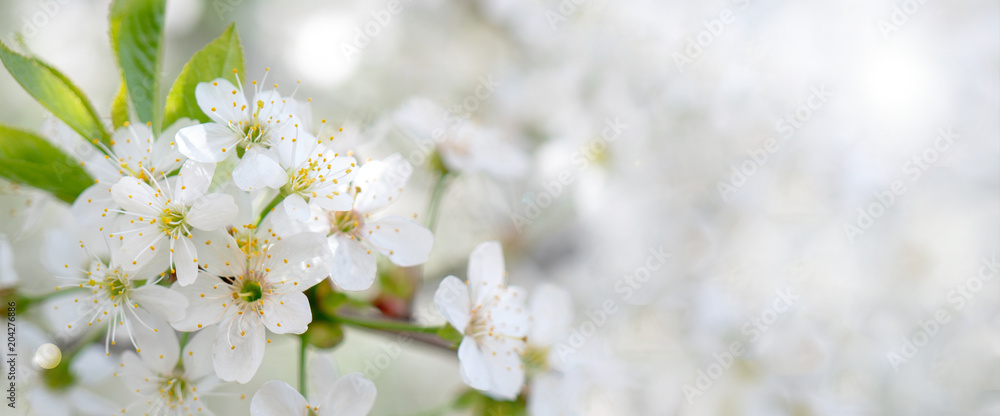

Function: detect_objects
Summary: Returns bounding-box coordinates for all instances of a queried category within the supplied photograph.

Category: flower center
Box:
[286,160,320,195]
[158,204,189,237]
[238,280,263,303]
[331,210,363,234]
[521,346,550,376]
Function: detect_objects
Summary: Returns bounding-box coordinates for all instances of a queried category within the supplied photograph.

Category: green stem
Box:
[425,172,451,232]
[336,314,441,335]
[299,335,308,397]
[257,192,286,226]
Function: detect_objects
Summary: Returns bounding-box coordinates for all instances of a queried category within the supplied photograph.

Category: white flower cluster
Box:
[11,69,576,415]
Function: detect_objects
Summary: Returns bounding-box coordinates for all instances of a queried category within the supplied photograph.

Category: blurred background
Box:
[1,0,998,415]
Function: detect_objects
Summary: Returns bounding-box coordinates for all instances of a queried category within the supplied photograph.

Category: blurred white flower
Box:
[170,230,331,383]
[392,97,528,179]
[250,358,376,416]
[434,241,529,400]
[117,329,219,416]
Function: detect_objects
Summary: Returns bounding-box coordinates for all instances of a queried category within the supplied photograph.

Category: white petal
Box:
[132,323,180,375]
[250,380,309,416]
[362,215,433,267]
[482,340,525,400]
[434,276,471,332]
[319,373,377,416]
[131,284,189,323]
[528,283,574,347]
[117,223,168,272]
[282,193,310,223]
[263,232,332,288]
[307,356,340,404]
[213,314,266,383]
[71,182,117,226]
[176,160,217,203]
[183,329,217,380]
[233,147,288,191]
[468,241,506,306]
[173,235,200,286]
[261,291,311,334]
[187,193,238,230]
[529,373,564,416]
[111,176,161,215]
[327,235,376,291]
[458,336,491,391]
[120,351,161,395]
[193,230,246,278]
[309,192,354,212]
[352,153,411,213]
[170,273,229,331]
[195,78,248,125]
[176,123,241,163]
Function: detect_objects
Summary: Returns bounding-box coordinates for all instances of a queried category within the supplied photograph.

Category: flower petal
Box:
[263,232,332,289]
[193,230,246,278]
[261,291,311,334]
[187,193,238,231]
[131,284,189,324]
[173,235,200,286]
[318,373,377,416]
[352,153,411,213]
[111,176,161,215]
[327,234,376,291]
[434,276,471,333]
[213,314,266,383]
[250,380,309,416]
[176,123,241,163]
[176,160,217,203]
[362,215,433,267]
[183,329,217,380]
[482,340,525,400]
[233,147,288,191]
[528,283,574,347]
[195,78,248,125]
[170,272,230,331]
[458,336,491,391]
[467,241,506,306]
[282,193,310,223]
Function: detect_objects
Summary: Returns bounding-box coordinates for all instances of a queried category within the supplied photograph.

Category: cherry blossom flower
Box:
[250,357,376,416]
[174,73,312,191]
[116,329,222,415]
[170,229,332,383]
[52,244,188,354]
[109,160,238,286]
[311,153,433,291]
[433,241,529,399]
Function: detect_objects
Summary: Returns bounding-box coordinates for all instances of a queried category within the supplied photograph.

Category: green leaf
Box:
[0,42,110,147]
[0,125,94,204]
[437,323,464,348]
[111,81,129,129]
[109,0,166,130]
[162,24,245,128]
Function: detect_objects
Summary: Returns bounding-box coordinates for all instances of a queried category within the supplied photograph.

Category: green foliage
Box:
[162,24,245,128]
[0,42,109,147]
[111,80,129,129]
[436,323,465,348]
[454,390,528,416]
[109,0,166,130]
[0,125,94,203]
